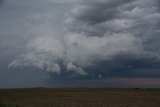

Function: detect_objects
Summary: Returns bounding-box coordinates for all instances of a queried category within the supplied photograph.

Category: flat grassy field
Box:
[0,88,160,107]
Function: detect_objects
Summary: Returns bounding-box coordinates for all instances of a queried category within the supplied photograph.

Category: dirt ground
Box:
[0,88,160,107]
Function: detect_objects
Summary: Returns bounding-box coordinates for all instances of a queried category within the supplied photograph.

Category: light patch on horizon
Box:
[76,78,160,88]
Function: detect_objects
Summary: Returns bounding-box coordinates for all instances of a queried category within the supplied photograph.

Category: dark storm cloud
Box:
[0,0,4,7]
[66,0,160,37]
[2,0,160,84]
[85,52,160,78]
[63,0,160,78]
[73,0,134,24]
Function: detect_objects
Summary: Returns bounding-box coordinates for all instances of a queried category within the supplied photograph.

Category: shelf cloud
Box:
[8,0,160,79]
[0,0,159,86]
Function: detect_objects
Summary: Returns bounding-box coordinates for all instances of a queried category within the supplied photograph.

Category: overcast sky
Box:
[0,0,160,88]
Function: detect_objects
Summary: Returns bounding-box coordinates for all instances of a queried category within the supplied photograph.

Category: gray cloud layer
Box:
[4,0,160,80]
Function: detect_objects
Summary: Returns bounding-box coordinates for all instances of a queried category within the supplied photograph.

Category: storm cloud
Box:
[8,0,160,78]
[0,0,160,86]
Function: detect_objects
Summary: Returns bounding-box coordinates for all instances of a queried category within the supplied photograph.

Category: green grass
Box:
[0,88,160,107]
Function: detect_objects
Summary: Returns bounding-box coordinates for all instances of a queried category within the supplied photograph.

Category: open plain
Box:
[0,88,160,107]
